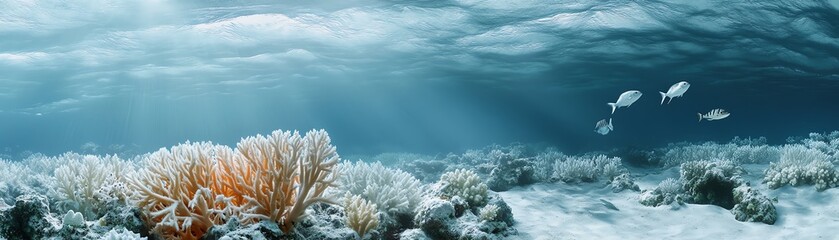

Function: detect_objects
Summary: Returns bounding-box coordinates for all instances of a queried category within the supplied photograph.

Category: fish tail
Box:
[608,103,617,114]
[608,118,613,131]
[659,91,666,105]
[697,113,702,122]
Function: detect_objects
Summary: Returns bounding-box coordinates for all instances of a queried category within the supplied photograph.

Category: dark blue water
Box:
[1,0,838,158]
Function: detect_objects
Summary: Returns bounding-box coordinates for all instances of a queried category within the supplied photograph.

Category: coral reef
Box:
[553,154,624,183]
[643,159,777,224]
[639,178,685,208]
[100,227,146,240]
[53,154,134,220]
[336,161,423,215]
[681,160,743,209]
[439,169,489,207]
[731,186,777,224]
[609,173,640,193]
[479,204,499,222]
[412,192,515,240]
[336,161,423,238]
[485,151,537,192]
[763,145,839,191]
[0,194,60,240]
[659,139,780,167]
[129,129,340,239]
[343,194,379,239]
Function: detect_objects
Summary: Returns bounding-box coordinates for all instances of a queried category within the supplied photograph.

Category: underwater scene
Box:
[2,0,839,239]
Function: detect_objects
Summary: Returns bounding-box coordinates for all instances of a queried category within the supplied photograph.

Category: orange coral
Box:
[129,142,235,240]
[233,130,340,232]
[129,129,339,239]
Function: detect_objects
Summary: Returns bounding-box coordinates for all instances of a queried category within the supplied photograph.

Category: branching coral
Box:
[763,144,839,191]
[337,161,423,215]
[479,204,499,222]
[0,160,31,205]
[552,154,624,183]
[660,141,780,166]
[129,129,340,239]
[343,194,379,239]
[439,169,488,207]
[53,154,134,220]
[231,129,340,232]
[129,142,234,239]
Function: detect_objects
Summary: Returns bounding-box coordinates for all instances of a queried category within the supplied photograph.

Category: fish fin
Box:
[698,113,702,122]
[667,97,673,104]
[608,118,613,131]
[608,103,617,114]
[659,91,666,105]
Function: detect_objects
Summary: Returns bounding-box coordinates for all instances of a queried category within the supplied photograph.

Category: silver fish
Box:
[698,108,730,122]
[659,81,690,104]
[608,90,642,114]
[595,118,613,135]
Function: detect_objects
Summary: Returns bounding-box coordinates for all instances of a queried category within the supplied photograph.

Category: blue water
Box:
[1,0,838,158]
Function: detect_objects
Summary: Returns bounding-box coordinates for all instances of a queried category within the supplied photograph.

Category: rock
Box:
[486,156,536,192]
[204,203,356,240]
[98,202,150,238]
[413,193,517,240]
[484,192,513,227]
[680,160,744,209]
[295,204,357,240]
[609,173,640,193]
[450,196,468,218]
[399,228,431,240]
[402,160,449,182]
[414,198,456,239]
[0,194,61,240]
[638,189,684,209]
[731,186,777,225]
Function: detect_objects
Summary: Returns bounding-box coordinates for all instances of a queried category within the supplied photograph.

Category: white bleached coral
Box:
[53,154,135,219]
[552,154,624,183]
[337,161,423,215]
[479,204,498,222]
[661,140,780,166]
[439,169,488,207]
[763,144,839,191]
[343,194,379,239]
[100,227,147,240]
[61,210,85,228]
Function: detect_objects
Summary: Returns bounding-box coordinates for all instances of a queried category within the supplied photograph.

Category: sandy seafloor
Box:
[501,164,838,240]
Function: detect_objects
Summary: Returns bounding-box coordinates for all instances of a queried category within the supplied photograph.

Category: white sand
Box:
[499,165,839,240]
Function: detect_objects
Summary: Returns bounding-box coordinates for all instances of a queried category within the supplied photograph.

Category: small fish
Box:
[659,81,690,104]
[594,118,613,135]
[599,199,619,211]
[608,90,642,114]
[698,108,730,122]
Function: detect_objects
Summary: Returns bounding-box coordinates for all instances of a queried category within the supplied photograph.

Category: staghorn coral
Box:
[129,142,235,240]
[230,129,340,232]
[129,129,340,239]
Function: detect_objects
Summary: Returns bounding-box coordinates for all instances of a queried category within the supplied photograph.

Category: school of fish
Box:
[595,81,729,135]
